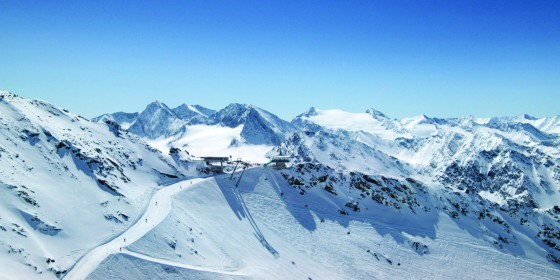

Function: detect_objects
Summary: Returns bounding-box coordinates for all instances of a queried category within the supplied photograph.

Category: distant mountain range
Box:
[94,99,560,218]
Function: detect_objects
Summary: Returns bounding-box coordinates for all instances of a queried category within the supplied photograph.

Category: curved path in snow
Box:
[63,178,209,280]
[122,250,245,276]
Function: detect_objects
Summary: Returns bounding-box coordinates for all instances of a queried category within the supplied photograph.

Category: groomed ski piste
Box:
[64,178,207,280]
[61,168,558,280]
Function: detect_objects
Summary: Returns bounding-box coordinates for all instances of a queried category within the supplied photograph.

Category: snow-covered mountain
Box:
[209,103,294,146]
[292,107,405,140]
[3,90,560,279]
[0,91,197,279]
[94,102,295,162]
[97,102,216,139]
[275,106,560,273]
[481,114,560,135]
[286,107,560,206]
[127,101,188,139]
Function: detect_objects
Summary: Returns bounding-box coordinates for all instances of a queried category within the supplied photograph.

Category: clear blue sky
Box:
[1,1,559,120]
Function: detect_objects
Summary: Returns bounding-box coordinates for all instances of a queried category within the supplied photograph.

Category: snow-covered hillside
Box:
[0,91,189,279]
[88,168,560,279]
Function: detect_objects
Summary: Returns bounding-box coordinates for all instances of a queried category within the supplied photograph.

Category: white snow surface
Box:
[65,178,206,280]
[0,91,181,279]
[301,109,403,140]
[3,91,560,279]
[88,169,559,280]
[149,124,273,163]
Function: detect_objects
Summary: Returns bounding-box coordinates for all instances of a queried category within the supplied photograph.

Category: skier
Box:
[145,218,147,223]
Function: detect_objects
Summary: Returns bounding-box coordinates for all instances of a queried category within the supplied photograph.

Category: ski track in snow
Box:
[121,250,245,276]
[63,178,209,280]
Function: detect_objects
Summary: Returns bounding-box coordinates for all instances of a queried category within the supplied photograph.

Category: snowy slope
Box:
[87,168,560,279]
[293,108,405,140]
[400,115,438,138]
[479,114,560,135]
[0,91,186,279]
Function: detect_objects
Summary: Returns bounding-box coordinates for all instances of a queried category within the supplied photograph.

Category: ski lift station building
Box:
[265,156,291,169]
[202,156,230,173]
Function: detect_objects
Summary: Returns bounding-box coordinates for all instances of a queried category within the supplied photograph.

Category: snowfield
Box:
[148,124,273,164]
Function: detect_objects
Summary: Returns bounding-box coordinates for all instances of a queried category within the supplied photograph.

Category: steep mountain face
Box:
[273,130,413,178]
[286,107,560,208]
[0,91,186,278]
[127,101,187,139]
[208,103,295,145]
[278,107,560,268]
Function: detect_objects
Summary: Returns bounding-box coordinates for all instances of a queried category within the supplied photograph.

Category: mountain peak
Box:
[304,107,318,117]
[212,103,270,127]
[171,104,215,121]
[127,100,185,139]
[207,103,294,145]
[146,100,169,109]
[518,113,538,121]
[403,114,432,124]
[365,108,388,119]
[224,102,250,110]
[0,90,19,101]
[0,89,13,96]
